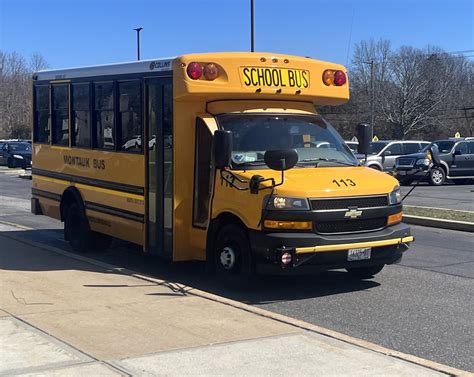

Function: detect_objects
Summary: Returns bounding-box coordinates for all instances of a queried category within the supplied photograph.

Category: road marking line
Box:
[0,220,33,230]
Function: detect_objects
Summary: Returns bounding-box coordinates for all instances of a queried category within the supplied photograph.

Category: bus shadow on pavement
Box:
[1,229,380,305]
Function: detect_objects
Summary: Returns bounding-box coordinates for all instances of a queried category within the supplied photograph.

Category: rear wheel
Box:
[64,202,112,253]
[214,224,254,280]
[428,167,445,186]
[346,264,384,279]
[7,158,15,168]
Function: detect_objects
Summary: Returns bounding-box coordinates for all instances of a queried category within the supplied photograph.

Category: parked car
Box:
[0,141,32,168]
[395,138,474,185]
[357,140,430,172]
[345,141,359,153]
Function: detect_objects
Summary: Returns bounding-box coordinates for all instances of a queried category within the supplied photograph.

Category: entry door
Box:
[145,78,173,257]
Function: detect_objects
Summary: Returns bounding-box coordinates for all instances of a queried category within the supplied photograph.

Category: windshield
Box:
[216,114,357,169]
[422,141,455,153]
[9,143,31,152]
[366,142,389,155]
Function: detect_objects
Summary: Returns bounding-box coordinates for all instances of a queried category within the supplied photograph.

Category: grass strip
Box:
[404,205,474,223]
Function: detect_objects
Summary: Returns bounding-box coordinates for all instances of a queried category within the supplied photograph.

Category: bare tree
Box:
[0,51,49,139]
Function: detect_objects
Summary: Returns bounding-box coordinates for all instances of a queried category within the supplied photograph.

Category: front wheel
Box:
[214,224,253,279]
[346,264,384,279]
[428,167,445,186]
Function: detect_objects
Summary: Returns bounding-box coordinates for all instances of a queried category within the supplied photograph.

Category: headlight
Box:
[266,196,310,210]
[415,158,430,166]
[388,187,402,205]
[13,154,24,159]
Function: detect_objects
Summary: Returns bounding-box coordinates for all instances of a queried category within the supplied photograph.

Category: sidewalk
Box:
[0,225,464,376]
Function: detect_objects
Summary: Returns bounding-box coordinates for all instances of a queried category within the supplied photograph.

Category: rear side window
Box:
[72,83,91,148]
[94,82,115,150]
[51,85,69,145]
[34,85,50,143]
[403,143,421,154]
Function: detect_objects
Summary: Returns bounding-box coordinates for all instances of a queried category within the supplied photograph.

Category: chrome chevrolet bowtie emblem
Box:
[344,208,362,219]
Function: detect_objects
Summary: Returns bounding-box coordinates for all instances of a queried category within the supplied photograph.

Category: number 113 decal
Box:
[332,179,356,187]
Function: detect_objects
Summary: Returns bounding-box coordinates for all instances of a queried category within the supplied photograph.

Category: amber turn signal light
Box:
[387,212,403,225]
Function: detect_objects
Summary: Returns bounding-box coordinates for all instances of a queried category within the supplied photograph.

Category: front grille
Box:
[397,158,415,167]
[315,218,387,234]
[310,195,388,210]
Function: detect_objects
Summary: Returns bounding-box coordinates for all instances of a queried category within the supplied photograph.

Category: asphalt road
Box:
[0,171,473,371]
[400,181,474,211]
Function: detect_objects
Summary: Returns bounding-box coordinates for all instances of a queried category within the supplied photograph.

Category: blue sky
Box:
[1,0,473,69]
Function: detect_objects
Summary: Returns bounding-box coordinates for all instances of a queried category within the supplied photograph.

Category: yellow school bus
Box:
[31,52,413,278]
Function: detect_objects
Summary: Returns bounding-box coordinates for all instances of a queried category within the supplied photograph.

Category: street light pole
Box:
[133,27,143,61]
[250,0,255,52]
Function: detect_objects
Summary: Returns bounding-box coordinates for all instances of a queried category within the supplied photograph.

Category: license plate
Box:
[347,247,371,261]
[240,67,310,89]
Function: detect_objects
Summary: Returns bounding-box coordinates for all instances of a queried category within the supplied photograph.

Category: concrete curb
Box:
[403,215,474,232]
[1,228,471,376]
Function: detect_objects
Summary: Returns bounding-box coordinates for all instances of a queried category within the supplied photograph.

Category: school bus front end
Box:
[174,52,413,277]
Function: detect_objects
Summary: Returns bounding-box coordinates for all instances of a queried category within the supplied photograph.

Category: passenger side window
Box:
[385,143,402,155]
[193,118,213,227]
[51,84,69,145]
[118,81,142,152]
[468,142,474,154]
[72,83,91,148]
[455,142,468,154]
[34,85,50,143]
[94,82,115,150]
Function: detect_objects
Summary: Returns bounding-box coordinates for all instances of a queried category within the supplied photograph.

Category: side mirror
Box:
[453,150,462,156]
[264,149,298,171]
[383,150,392,156]
[213,130,232,169]
[356,123,372,154]
[429,144,441,166]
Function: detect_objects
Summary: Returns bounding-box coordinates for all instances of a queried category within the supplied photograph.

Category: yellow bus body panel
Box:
[173,52,349,105]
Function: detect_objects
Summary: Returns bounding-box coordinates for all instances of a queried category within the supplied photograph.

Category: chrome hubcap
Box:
[432,170,443,183]
[220,246,236,270]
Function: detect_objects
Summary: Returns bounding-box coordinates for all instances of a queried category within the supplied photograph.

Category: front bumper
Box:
[249,223,413,275]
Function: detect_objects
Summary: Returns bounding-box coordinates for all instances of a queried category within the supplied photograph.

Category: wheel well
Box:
[206,212,247,267]
[60,187,84,222]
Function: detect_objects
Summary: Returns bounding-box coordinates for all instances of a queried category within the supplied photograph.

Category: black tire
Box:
[453,179,471,185]
[399,177,414,186]
[214,224,254,279]
[7,157,15,168]
[346,264,384,279]
[64,202,112,253]
[428,167,445,186]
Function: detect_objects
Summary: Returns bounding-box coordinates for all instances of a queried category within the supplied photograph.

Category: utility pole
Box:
[370,59,375,133]
[133,27,143,61]
[250,0,255,52]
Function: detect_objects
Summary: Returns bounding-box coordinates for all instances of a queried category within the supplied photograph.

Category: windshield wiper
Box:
[297,158,357,167]
[232,159,267,167]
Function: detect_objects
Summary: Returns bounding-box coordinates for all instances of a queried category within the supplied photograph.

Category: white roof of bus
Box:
[34,57,175,81]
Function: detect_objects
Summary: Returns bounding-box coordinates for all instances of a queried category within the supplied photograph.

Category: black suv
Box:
[0,141,32,168]
[394,138,474,185]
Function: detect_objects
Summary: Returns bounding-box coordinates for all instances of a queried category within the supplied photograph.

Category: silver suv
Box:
[359,140,430,171]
